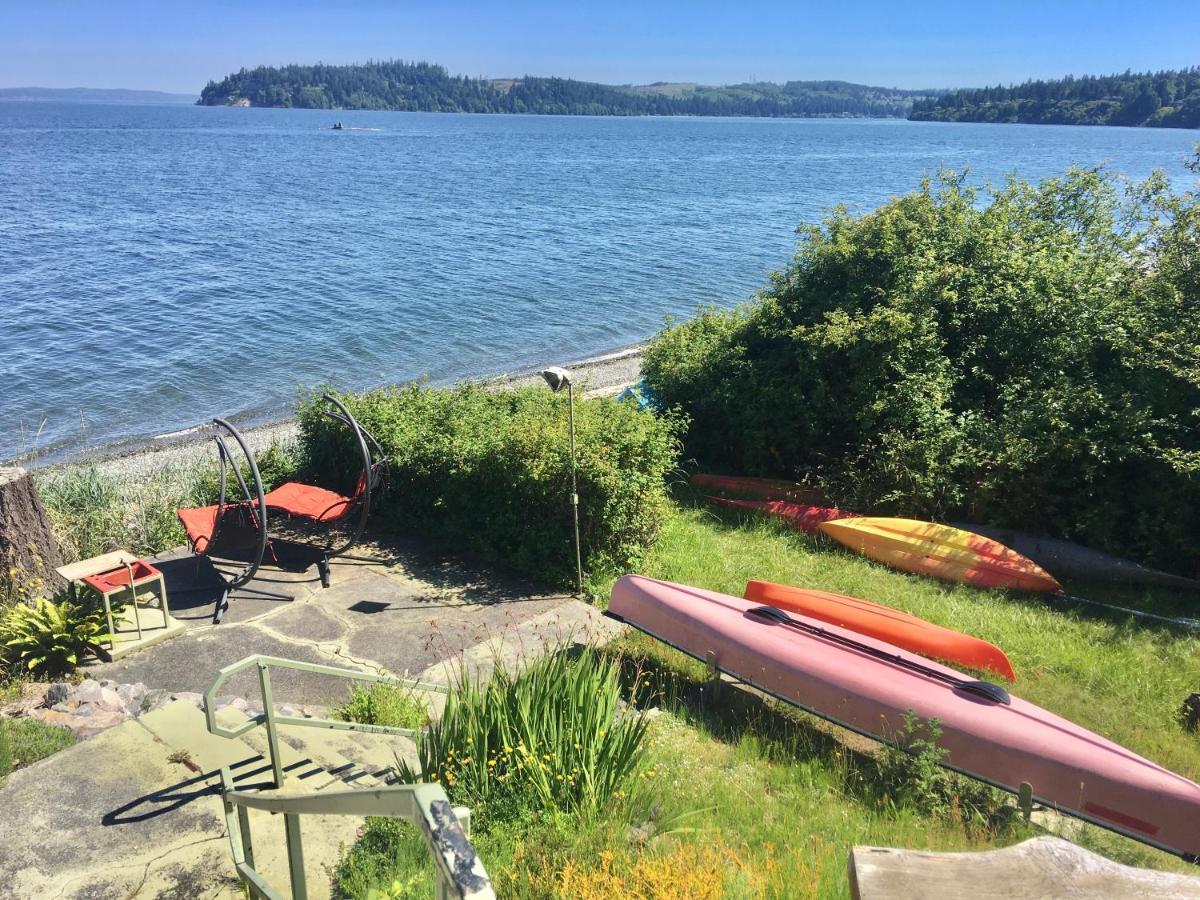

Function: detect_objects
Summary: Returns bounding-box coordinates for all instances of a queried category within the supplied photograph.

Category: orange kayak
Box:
[744,579,1017,680]
[819,517,1063,593]
[690,474,826,504]
[706,496,854,534]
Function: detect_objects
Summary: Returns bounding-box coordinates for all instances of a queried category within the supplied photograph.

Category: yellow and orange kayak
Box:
[744,579,1016,680]
[818,517,1063,593]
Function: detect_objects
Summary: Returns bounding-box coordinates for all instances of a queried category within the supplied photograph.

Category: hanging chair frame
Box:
[176,418,292,624]
[262,393,390,587]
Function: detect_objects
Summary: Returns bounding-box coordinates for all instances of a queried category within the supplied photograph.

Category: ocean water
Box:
[1,102,1196,462]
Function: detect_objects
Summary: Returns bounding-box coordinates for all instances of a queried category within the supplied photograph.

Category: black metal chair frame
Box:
[178,418,292,624]
[265,393,391,588]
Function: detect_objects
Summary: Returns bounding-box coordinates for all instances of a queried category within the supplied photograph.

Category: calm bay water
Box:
[1,102,1196,462]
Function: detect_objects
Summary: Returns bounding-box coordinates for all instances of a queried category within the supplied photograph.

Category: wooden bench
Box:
[849,836,1200,899]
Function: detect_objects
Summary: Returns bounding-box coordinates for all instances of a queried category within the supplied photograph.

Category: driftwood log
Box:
[0,467,65,602]
[849,836,1200,899]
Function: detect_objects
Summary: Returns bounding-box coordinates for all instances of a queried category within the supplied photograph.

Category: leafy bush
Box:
[295,385,682,586]
[0,597,111,677]
[645,161,1200,572]
[335,682,428,731]
[193,439,299,506]
[395,649,649,828]
[872,712,1016,830]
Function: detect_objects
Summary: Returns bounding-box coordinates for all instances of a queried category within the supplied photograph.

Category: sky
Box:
[3,0,1198,95]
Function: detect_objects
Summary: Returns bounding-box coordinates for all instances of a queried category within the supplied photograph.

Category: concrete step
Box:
[417,598,625,687]
[277,721,422,782]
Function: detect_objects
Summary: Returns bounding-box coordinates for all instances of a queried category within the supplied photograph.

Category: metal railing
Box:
[204,654,449,788]
[206,655,493,899]
[220,768,494,900]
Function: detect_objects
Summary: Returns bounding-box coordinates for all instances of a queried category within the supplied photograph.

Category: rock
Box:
[51,702,73,713]
[170,691,204,707]
[116,682,147,712]
[44,683,70,706]
[71,709,127,739]
[96,687,124,712]
[74,703,93,717]
[75,680,103,705]
[1,683,48,718]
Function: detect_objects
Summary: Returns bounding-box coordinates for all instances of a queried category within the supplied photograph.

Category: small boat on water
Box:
[607,575,1200,861]
[706,496,853,534]
[743,579,1016,680]
[819,517,1063,593]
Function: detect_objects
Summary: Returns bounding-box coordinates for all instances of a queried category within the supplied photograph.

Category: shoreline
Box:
[36,342,645,482]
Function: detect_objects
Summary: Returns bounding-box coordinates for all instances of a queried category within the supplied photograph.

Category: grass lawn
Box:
[338,496,1199,897]
[0,700,76,789]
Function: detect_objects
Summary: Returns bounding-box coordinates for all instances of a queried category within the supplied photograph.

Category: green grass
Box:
[335,498,1200,896]
[0,715,75,788]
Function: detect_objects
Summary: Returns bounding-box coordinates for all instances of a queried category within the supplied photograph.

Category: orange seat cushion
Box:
[82,560,161,594]
[177,505,219,554]
[263,482,355,523]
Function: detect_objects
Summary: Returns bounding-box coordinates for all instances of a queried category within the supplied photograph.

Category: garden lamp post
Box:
[541,366,584,598]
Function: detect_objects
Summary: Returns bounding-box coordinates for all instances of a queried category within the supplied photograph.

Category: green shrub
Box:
[334,682,428,730]
[645,161,1200,573]
[295,385,682,587]
[872,712,1016,830]
[0,597,111,677]
[395,649,649,829]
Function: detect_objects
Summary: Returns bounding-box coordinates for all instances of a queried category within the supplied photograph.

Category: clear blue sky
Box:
[4,0,1198,95]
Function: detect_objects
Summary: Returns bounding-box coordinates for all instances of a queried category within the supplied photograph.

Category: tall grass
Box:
[396,648,650,826]
[37,463,204,562]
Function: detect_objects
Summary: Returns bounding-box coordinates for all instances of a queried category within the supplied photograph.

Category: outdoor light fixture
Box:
[541,366,584,598]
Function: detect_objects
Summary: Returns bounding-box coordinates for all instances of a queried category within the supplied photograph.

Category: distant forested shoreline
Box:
[909,68,1200,128]
[197,60,933,118]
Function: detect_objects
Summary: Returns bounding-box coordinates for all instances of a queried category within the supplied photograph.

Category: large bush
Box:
[645,160,1200,573]
[296,384,682,586]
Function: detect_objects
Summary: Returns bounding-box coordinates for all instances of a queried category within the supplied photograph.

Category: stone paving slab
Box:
[0,718,240,899]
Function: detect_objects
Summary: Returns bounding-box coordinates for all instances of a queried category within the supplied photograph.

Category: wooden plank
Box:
[849,837,1200,900]
[55,550,140,583]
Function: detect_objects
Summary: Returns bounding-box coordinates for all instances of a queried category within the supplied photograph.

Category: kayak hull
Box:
[955,523,1200,592]
[691,474,826,505]
[819,517,1063,593]
[707,496,852,534]
[609,575,1200,861]
[744,579,1016,681]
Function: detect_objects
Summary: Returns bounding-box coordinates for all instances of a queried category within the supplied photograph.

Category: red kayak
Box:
[706,496,854,534]
[744,579,1016,681]
[691,474,827,504]
[608,575,1200,861]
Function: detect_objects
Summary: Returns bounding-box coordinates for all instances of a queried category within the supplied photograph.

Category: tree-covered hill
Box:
[910,67,1200,128]
[197,59,932,117]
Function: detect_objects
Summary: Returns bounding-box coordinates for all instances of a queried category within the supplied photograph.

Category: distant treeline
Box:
[197,60,932,117]
[909,68,1200,128]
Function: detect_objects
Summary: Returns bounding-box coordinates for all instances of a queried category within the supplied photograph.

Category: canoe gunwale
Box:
[602,608,1199,863]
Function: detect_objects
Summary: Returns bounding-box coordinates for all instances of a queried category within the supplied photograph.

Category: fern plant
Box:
[0,598,111,678]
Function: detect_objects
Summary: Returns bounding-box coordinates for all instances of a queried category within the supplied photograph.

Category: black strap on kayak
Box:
[746,605,1012,705]
[1055,592,1200,630]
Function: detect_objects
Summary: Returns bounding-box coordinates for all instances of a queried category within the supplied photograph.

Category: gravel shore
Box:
[72,344,645,482]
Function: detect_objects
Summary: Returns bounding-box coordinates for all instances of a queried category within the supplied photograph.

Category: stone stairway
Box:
[0,697,418,899]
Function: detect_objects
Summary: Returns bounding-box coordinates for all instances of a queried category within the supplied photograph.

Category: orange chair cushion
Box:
[263,482,355,523]
[177,505,219,554]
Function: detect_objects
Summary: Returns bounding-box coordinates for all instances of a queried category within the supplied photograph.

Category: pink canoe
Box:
[608,575,1200,861]
[706,496,854,534]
